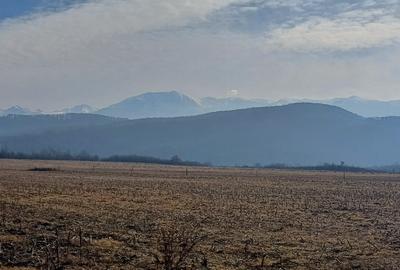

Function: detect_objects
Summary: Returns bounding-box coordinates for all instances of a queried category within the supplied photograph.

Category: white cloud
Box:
[259,0,323,10]
[264,8,400,52]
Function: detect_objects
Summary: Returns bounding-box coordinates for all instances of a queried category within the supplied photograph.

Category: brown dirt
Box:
[1,159,400,269]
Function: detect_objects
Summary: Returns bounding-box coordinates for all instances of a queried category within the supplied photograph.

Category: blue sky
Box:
[0,0,40,20]
[0,0,88,20]
[0,0,399,110]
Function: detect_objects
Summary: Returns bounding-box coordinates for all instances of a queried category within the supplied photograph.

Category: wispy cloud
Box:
[0,0,239,66]
[264,8,400,52]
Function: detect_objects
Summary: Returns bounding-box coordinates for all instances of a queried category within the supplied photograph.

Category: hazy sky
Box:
[0,0,400,110]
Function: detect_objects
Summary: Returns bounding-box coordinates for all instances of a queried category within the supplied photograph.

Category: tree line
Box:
[0,149,209,167]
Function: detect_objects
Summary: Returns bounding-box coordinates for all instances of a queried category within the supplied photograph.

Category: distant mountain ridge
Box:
[2,103,400,167]
[3,91,400,118]
[0,105,95,116]
[94,93,400,118]
[0,106,41,116]
[55,104,96,114]
[324,97,400,118]
[199,97,272,113]
[272,96,400,118]
[96,91,202,119]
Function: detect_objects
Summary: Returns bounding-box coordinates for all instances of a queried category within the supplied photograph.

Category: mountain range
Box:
[2,91,400,119]
[1,103,400,167]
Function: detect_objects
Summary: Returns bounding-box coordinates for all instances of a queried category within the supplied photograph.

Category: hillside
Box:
[3,103,400,166]
[2,103,400,166]
[0,113,123,137]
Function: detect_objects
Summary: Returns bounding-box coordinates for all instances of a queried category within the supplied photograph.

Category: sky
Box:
[0,0,399,110]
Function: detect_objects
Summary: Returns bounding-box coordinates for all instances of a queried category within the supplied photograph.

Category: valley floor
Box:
[1,160,400,269]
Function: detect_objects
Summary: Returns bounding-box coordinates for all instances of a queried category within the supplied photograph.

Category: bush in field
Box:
[151,225,207,270]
